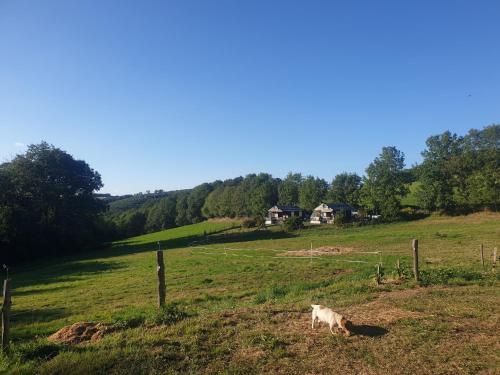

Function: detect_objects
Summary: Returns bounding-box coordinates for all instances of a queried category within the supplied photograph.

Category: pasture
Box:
[1,213,499,374]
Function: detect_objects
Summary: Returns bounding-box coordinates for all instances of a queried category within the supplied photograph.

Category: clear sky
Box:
[1,1,499,195]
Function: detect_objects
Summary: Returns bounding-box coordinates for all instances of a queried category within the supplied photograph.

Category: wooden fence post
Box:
[376,264,381,285]
[396,259,402,279]
[310,242,313,265]
[156,251,166,307]
[2,279,11,351]
[480,244,485,271]
[412,239,419,282]
[493,247,497,273]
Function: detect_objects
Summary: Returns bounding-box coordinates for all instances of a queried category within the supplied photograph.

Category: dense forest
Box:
[1,125,498,264]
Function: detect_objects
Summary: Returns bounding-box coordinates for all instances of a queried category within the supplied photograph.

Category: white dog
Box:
[311,304,351,336]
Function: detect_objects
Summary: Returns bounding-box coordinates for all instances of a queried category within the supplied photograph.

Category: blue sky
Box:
[1,1,499,195]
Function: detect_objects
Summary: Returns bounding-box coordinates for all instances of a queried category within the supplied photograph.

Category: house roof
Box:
[313,203,333,212]
[328,203,353,211]
[268,205,302,212]
[313,203,353,212]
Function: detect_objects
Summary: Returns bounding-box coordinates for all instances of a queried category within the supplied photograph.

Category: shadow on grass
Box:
[13,260,125,290]
[12,228,296,290]
[102,228,297,259]
[11,307,67,326]
[12,285,75,297]
[350,324,388,337]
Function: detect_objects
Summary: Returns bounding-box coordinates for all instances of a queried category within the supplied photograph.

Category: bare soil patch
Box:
[277,246,356,257]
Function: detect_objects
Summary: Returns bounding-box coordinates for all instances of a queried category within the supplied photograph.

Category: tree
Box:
[175,194,190,226]
[361,146,408,220]
[219,185,236,217]
[461,125,500,210]
[416,131,463,212]
[283,215,304,231]
[278,172,302,206]
[299,176,327,211]
[122,211,147,237]
[202,187,223,218]
[328,173,362,206]
[186,183,213,223]
[145,195,177,232]
[0,142,105,264]
[249,179,278,216]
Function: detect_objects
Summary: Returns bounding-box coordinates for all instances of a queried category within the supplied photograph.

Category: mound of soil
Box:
[277,246,355,257]
[48,322,115,345]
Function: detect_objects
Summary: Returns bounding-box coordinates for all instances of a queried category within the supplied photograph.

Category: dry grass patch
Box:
[277,245,356,257]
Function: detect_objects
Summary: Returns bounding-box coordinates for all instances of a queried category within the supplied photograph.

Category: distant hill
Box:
[96,190,190,214]
[107,192,167,213]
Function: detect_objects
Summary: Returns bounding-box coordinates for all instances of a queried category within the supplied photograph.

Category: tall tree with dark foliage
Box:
[0,142,105,264]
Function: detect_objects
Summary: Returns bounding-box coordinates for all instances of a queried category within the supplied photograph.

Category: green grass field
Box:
[1,214,499,374]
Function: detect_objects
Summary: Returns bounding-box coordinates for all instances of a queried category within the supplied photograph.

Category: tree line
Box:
[106,124,498,236]
[1,124,498,264]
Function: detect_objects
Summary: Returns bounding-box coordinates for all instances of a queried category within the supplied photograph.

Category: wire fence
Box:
[189,242,383,265]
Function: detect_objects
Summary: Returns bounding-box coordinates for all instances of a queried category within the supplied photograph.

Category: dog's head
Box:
[341,318,353,336]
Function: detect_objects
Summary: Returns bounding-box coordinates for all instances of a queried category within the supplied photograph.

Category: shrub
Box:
[254,215,266,228]
[148,303,189,326]
[241,218,257,228]
[400,206,427,221]
[283,216,304,232]
[334,209,352,225]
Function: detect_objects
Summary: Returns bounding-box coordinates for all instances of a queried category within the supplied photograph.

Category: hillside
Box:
[2,213,499,374]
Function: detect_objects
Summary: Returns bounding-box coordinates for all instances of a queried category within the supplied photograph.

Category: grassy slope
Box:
[2,214,499,374]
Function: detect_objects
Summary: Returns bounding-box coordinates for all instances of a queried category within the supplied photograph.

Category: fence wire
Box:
[189,243,382,265]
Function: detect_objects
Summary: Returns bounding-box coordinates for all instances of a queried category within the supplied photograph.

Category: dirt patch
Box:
[345,302,425,324]
[344,288,428,324]
[48,322,116,345]
[277,246,356,257]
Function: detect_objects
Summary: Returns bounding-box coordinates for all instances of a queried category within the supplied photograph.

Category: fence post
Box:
[480,244,485,271]
[156,251,166,307]
[493,247,497,273]
[412,239,419,282]
[396,259,401,279]
[310,242,313,265]
[2,279,11,351]
[376,264,381,285]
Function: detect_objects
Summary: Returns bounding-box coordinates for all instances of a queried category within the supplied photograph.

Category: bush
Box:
[254,215,266,228]
[282,216,304,232]
[334,209,352,225]
[148,303,189,326]
[241,218,257,228]
[400,206,427,221]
